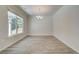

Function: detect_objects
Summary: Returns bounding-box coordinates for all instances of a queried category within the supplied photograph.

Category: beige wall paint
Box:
[0,5,28,51]
[53,6,79,53]
[28,15,53,36]
[0,6,8,39]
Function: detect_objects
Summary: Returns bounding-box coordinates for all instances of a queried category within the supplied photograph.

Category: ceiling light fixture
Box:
[36,16,43,19]
[35,7,43,20]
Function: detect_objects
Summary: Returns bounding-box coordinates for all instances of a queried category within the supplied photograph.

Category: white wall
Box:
[0,5,28,51]
[28,15,53,36]
[53,6,79,53]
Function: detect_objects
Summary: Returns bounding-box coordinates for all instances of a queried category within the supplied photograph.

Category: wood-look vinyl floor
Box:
[0,36,77,54]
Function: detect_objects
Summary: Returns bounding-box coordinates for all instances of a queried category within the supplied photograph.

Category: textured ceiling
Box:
[20,5,62,16]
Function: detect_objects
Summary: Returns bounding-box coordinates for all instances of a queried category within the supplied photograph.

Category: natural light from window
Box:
[8,11,24,37]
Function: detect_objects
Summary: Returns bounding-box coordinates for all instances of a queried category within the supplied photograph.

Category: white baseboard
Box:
[28,34,53,36]
[53,34,78,53]
[0,34,27,52]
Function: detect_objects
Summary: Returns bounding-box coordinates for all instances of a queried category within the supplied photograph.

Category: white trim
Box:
[53,34,78,53]
[0,34,27,52]
[28,34,53,36]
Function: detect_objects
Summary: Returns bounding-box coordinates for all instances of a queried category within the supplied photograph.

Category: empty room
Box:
[0,5,79,54]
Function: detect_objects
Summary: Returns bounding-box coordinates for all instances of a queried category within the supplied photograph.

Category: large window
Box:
[8,11,24,36]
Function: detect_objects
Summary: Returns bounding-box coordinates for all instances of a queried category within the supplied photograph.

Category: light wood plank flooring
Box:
[0,36,77,54]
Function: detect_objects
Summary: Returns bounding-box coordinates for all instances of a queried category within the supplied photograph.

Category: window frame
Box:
[8,11,24,37]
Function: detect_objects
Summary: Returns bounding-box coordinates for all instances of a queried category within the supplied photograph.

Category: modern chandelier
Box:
[36,16,43,19]
[35,7,43,20]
